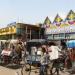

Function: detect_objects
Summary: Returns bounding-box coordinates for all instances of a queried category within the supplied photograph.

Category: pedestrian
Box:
[39,44,49,75]
[61,40,67,50]
[15,41,24,62]
[48,42,61,75]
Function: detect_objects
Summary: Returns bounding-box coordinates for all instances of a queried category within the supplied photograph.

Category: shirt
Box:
[37,47,42,55]
[40,53,49,65]
[48,46,61,60]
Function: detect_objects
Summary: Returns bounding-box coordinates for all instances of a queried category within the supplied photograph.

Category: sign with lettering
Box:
[0,26,16,35]
[45,25,75,34]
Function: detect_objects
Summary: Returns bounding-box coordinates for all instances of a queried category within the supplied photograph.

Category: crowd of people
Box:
[35,42,65,75]
[30,41,75,75]
[0,39,75,75]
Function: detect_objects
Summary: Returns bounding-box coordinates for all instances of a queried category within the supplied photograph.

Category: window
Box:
[59,33,65,39]
[65,33,70,39]
[46,34,53,40]
[54,34,59,39]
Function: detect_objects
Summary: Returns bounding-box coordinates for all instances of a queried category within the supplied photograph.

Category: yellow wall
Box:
[0,26,16,35]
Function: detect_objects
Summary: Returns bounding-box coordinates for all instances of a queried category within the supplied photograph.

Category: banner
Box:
[45,25,75,34]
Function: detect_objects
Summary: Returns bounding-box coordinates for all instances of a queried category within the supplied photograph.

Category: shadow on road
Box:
[0,63,22,69]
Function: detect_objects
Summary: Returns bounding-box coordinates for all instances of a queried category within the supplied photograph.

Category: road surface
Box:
[0,65,74,75]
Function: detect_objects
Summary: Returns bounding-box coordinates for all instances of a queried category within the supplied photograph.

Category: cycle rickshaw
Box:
[0,40,22,66]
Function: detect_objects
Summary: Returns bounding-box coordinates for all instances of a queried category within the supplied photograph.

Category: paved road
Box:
[0,65,21,75]
[22,66,70,75]
[0,65,74,75]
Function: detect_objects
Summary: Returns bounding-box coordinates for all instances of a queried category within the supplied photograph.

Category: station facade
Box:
[43,10,75,40]
[0,22,40,41]
[0,10,75,41]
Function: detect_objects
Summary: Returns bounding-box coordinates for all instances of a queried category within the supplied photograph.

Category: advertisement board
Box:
[0,26,16,35]
[45,24,75,34]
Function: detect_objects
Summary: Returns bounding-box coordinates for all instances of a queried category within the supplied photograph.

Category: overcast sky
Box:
[0,0,75,28]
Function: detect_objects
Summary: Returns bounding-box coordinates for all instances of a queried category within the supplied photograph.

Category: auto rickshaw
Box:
[25,39,46,63]
[22,39,47,75]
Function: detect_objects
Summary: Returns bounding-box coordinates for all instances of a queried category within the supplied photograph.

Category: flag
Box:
[65,10,75,21]
[53,14,63,26]
[43,16,51,28]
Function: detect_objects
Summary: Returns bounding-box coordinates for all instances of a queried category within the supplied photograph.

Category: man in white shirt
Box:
[48,42,61,75]
[48,45,61,60]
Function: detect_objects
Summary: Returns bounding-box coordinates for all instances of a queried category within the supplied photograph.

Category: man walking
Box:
[48,42,61,75]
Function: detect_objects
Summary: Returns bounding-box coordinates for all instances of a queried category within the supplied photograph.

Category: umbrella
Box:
[66,40,75,48]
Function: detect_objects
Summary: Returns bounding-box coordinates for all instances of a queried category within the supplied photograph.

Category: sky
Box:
[0,0,75,28]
